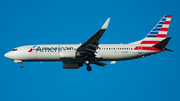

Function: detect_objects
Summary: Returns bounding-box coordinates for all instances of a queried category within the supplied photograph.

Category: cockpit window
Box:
[12,49,17,51]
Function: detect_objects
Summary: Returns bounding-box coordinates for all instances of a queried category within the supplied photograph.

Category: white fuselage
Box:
[4,44,160,62]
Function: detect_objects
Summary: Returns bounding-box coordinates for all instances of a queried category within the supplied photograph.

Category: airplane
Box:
[4,15,173,71]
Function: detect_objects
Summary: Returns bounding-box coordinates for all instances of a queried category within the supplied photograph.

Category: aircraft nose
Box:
[4,52,12,59]
[4,53,9,58]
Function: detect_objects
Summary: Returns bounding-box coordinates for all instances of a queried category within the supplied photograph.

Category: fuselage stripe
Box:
[134,46,162,51]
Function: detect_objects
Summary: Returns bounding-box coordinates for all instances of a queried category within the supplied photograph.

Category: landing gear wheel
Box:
[87,66,92,71]
[20,64,23,68]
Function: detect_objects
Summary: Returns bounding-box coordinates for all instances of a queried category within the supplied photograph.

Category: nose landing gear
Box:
[14,60,23,68]
[20,63,23,68]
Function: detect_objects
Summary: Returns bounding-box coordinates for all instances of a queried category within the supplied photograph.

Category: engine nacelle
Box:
[60,51,76,59]
[63,62,83,69]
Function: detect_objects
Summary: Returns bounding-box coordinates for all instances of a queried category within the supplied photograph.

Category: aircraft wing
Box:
[77,18,110,54]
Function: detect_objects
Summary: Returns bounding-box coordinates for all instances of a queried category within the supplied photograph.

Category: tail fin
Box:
[145,15,172,39]
[131,15,172,45]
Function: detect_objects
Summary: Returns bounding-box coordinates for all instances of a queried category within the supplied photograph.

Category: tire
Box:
[87,66,92,71]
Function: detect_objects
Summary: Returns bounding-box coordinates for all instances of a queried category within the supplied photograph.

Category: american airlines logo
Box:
[28,45,36,52]
[28,45,74,52]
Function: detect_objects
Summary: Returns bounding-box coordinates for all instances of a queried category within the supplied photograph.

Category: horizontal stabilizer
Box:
[165,48,173,52]
[153,37,171,49]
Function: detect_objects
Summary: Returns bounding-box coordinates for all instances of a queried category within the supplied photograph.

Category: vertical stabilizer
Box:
[130,15,172,45]
[145,15,172,39]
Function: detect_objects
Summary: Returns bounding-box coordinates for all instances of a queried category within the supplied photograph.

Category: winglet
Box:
[101,18,110,29]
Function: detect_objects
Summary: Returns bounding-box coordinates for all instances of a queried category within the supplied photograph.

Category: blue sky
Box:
[0,0,180,101]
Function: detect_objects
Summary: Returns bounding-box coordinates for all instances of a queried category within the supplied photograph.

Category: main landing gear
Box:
[85,59,92,71]
[87,66,92,71]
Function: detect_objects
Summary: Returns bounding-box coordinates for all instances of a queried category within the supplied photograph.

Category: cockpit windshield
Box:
[12,49,18,51]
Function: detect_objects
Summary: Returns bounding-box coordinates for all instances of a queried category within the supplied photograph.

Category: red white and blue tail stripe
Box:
[132,15,172,51]
[145,15,171,39]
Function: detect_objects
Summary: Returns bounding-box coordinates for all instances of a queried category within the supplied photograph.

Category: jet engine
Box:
[60,51,76,59]
[63,62,83,69]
